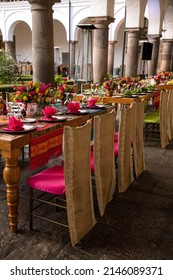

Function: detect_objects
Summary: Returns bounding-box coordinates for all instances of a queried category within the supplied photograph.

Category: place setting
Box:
[39,106,68,122]
[0,115,37,134]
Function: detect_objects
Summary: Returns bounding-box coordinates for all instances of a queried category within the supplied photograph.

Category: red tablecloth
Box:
[29,126,63,169]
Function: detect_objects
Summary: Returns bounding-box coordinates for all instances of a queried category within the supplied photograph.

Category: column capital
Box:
[147,34,161,40]
[88,16,114,28]
[69,40,78,44]
[162,38,173,42]
[124,28,140,32]
[28,0,60,8]
[108,40,117,44]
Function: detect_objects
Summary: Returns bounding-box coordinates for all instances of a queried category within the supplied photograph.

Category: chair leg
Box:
[29,187,33,231]
[21,147,25,160]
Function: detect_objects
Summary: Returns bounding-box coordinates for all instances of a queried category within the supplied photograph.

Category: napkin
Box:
[42,106,57,118]
[67,102,80,113]
[87,98,98,107]
[6,116,24,131]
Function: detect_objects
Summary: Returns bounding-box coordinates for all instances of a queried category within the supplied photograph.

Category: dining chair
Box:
[117,103,135,193]
[132,101,146,178]
[81,83,91,92]
[143,109,160,141]
[72,83,79,94]
[144,90,170,148]
[27,120,96,246]
[90,109,116,216]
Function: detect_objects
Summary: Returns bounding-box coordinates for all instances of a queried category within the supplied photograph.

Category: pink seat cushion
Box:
[27,166,65,195]
[114,142,118,158]
[90,149,94,173]
[114,132,119,142]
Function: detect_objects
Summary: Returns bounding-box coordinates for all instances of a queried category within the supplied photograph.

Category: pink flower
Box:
[42,106,57,117]
[8,116,24,131]
[67,101,80,113]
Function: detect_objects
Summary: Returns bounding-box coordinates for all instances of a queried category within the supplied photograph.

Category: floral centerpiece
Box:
[103,76,118,96]
[103,79,117,91]
[153,71,172,84]
[56,83,75,104]
[12,81,56,106]
[0,97,7,114]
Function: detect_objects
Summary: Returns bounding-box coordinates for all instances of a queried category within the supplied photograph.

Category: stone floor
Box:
[1,137,173,260]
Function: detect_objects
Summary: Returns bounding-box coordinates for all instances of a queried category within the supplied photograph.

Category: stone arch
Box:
[125,0,147,28]
[162,5,173,39]
[53,9,69,41]
[72,8,90,41]
[53,19,68,65]
[4,11,31,41]
[147,0,161,35]
[111,5,126,41]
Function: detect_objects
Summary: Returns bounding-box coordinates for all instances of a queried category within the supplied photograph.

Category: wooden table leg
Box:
[1,150,21,233]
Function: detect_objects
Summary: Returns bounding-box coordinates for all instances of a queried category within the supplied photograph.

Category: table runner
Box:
[29,126,63,169]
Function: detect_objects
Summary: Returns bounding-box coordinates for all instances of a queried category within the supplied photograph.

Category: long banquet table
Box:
[0,106,115,233]
[0,114,90,233]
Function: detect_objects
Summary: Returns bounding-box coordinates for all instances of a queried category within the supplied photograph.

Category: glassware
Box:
[82,91,88,108]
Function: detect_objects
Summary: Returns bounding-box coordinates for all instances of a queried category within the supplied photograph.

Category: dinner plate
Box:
[39,116,65,122]
[78,109,89,114]
[0,124,37,134]
[51,116,68,121]
[86,105,99,109]
[21,118,37,123]
[131,95,139,98]
[96,104,105,108]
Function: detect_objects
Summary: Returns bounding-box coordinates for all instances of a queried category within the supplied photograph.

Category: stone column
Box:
[4,41,16,61]
[160,39,173,71]
[28,0,60,85]
[108,40,116,75]
[147,36,160,76]
[88,16,114,84]
[125,30,139,77]
[69,40,77,79]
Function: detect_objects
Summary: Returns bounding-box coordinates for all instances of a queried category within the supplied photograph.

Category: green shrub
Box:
[0,49,18,84]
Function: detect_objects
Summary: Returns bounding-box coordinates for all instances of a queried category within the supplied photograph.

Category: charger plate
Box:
[0,124,36,134]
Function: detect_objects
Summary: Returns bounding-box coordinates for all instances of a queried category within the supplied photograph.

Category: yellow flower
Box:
[44,90,48,96]
[36,97,41,103]
[23,96,28,101]
[45,97,50,103]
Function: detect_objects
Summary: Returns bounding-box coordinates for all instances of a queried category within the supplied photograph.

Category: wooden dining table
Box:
[0,106,114,233]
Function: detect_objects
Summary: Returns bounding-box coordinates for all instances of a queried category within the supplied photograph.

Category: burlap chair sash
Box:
[167,90,173,141]
[64,121,96,246]
[93,110,116,216]
[118,104,134,193]
[160,91,169,148]
[132,102,145,178]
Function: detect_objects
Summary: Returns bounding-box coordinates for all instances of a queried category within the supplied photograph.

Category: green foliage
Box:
[123,89,133,97]
[54,74,64,85]
[0,49,18,84]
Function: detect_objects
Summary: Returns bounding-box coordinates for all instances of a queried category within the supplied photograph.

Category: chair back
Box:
[167,90,173,141]
[64,120,96,246]
[81,83,90,92]
[93,109,116,216]
[132,101,145,178]
[160,90,169,148]
[118,103,134,192]
[72,84,79,94]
